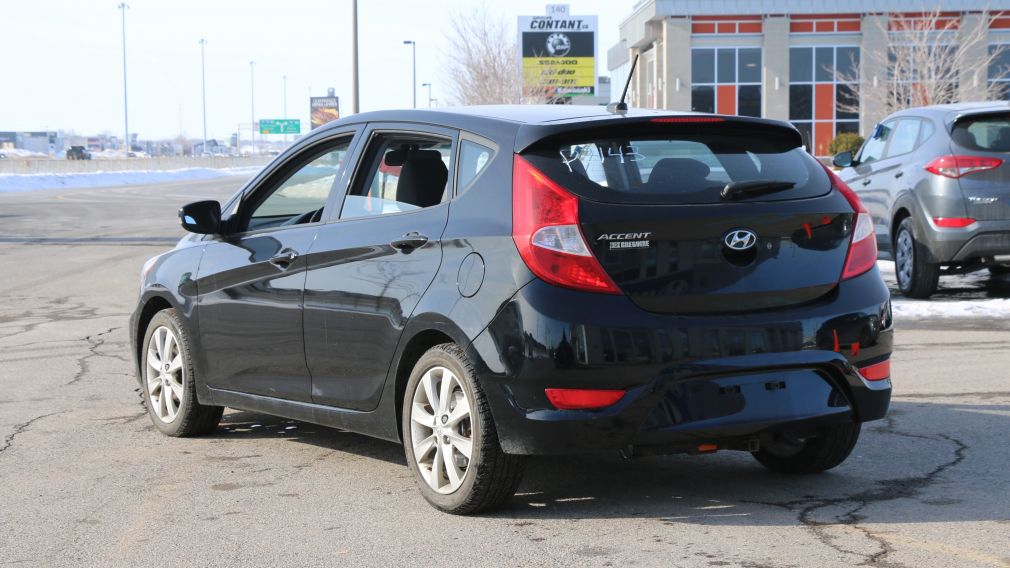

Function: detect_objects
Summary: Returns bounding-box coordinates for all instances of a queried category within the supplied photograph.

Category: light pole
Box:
[199,38,208,155]
[118,3,129,153]
[421,82,433,108]
[249,60,255,155]
[351,0,359,113]
[403,40,416,108]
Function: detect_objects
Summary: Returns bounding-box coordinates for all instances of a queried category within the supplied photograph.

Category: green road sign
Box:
[259,119,301,135]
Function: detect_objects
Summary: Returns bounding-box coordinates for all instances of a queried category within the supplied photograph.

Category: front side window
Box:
[859,122,892,164]
[244,138,351,232]
[341,134,452,219]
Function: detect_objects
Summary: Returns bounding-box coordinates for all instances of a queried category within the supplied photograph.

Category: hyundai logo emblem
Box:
[723,229,758,251]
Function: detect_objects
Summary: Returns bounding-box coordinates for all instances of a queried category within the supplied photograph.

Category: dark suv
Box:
[835,103,1010,298]
[131,106,892,514]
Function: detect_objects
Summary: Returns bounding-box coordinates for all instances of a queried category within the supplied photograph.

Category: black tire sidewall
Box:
[401,346,484,512]
[141,309,197,436]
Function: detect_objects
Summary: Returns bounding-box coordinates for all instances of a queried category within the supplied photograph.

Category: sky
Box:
[0,0,634,141]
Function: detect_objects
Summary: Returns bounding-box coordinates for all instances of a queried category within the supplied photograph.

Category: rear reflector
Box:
[823,165,878,280]
[545,388,625,410]
[650,116,725,123]
[513,155,620,294]
[925,155,1003,179]
[932,217,977,228]
[857,359,890,381]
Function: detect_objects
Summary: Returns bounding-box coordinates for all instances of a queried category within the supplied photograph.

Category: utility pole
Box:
[422,82,432,108]
[403,40,416,108]
[249,60,255,155]
[118,3,129,153]
[351,0,359,114]
[199,38,208,155]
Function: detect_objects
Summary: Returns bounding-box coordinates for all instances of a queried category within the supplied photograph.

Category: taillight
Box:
[545,388,625,410]
[823,166,878,280]
[924,155,1003,179]
[512,155,620,294]
[857,358,890,381]
[932,217,977,228]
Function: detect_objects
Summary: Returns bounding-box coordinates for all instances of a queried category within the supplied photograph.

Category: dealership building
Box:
[608,0,1010,156]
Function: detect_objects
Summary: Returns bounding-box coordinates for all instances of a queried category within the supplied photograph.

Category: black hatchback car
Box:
[131,106,892,514]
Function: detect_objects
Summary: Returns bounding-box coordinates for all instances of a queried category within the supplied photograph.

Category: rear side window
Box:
[457,140,495,193]
[523,125,828,205]
[341,134,451,219]
[884,119,921,158]
[952,113,1010,152]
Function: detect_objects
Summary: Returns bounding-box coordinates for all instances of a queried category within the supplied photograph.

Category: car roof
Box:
[888,101,1010,124]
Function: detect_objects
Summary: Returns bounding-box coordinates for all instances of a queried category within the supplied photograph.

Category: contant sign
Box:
[518,8,597,98]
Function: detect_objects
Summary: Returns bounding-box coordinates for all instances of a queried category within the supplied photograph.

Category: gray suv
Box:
[834,102,1010,298]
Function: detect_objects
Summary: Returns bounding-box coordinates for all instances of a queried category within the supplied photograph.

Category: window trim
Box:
[329,122,459,223]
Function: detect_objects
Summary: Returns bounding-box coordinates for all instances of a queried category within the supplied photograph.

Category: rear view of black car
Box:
[130,106,892,514]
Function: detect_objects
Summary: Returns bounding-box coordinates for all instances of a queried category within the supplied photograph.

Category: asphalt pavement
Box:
[0,177,1008,567]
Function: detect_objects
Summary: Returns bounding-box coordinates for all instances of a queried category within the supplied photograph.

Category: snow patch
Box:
[878,260,1010,320]
[0,166,262,193]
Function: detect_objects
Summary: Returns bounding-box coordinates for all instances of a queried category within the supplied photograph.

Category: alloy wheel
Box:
[409,366,474,494]
[145,325,184,423]
[895,229,914,289]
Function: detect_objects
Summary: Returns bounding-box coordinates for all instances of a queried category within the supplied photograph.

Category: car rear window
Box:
[523,124,830,205]
[952,113,1010,152]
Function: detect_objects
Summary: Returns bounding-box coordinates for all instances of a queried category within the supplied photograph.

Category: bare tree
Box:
[443,5,554,105]
[836,8,1010,116]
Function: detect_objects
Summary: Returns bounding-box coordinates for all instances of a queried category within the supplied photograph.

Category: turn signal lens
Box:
[932,217,977,228]
[857,359,890,381]
[823,166,878,280]
[924,155,1003,179]
[512,155,620,294]
[545,388,625,410]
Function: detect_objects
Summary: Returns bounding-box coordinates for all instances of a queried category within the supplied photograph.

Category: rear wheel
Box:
[141,309,223,437]
[894,218,939,298]
[402,343,526,514]
[752,423,861,474]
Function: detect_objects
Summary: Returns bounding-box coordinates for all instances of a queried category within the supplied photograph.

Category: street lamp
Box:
[118,3,129,153]
[403,40,416,108]
[421,82,433,108]
[249,60,255,155]
[199,38,208,155]
[351,0,359,113]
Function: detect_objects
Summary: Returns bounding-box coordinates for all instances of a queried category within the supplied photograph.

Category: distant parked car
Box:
[66,146,92,160]
[835,102,1010,298]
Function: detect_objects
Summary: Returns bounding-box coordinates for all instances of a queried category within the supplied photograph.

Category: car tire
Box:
[141,309,223,437]
[752,423,861,474]
[401,343,526,514]
[894,218,939,298]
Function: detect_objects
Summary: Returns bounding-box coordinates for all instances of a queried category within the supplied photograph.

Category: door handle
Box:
[894,171,904,178]
[268,249,299,269]
[862,178,872,186]
[390,232,429,252]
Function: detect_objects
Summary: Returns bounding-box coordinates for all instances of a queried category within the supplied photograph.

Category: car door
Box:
[196,131,357,401]
[303,124,456,410]
[845,120,894,248]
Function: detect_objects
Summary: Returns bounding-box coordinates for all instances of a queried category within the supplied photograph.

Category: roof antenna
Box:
[607,53,639,116]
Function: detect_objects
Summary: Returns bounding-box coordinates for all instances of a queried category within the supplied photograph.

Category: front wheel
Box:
[894,218,939,298]
[141,309,223,437]
[752,423,861,474]
[402,343,526,514]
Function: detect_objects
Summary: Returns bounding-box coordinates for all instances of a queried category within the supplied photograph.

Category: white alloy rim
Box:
[146,325,184,423]
[409,366,474,494]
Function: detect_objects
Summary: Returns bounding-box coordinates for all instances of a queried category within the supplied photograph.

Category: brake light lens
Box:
[932,217,977,228]
[512,155,620,294]
[650,116,725,123]
[823,166,878,280]
[545,388,625,410]
[857,359,890,381]
[924,155,1003,179]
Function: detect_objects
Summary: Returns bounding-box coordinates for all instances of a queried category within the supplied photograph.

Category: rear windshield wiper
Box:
[721,180,796,201]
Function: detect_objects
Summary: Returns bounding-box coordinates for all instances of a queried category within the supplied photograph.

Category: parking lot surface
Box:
[1,178,1008,567]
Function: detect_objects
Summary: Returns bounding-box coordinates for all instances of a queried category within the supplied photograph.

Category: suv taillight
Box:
[823,166,877,280]
[512,155,619,294]
[924,155,1003,179]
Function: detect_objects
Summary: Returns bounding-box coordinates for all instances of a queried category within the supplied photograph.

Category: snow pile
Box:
[0,166,262,193]
[878,260,1010,320]
[0,148,48,158]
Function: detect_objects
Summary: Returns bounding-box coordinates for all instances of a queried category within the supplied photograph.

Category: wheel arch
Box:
[133,294,174,378]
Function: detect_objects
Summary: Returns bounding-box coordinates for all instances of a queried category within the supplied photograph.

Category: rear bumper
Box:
[924,219,1010,263]
[468,268,893,456]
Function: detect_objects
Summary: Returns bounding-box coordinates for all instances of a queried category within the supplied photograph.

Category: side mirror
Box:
[833,151,854,168]
[179,200,221,234]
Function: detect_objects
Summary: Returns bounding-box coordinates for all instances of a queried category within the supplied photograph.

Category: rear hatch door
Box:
[522,118,855,315]
[949,111,1010,221]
